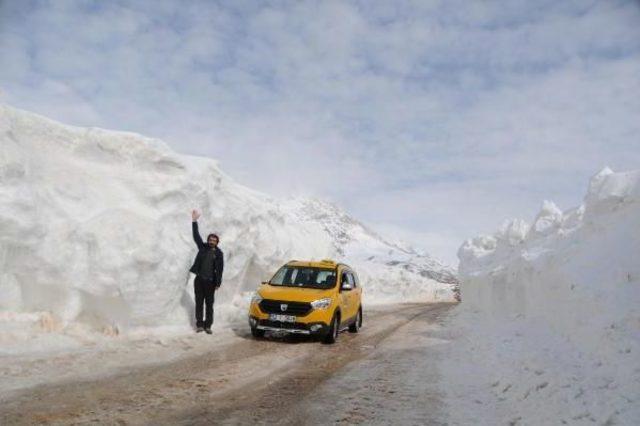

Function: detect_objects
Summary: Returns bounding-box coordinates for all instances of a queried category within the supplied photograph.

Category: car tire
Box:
[251,326,265,338]
[348,308,362,333]
[323,313,339,344]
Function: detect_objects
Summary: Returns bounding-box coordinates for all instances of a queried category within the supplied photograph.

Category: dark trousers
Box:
[194,275,216,328]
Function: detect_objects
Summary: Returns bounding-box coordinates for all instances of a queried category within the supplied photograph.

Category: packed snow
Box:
[0,105,456,356]
[445,167,640,424]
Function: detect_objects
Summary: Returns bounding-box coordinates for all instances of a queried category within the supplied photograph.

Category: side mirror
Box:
[341,282,353,291]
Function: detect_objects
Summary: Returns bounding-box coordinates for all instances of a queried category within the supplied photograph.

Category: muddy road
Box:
[0,303,457,425]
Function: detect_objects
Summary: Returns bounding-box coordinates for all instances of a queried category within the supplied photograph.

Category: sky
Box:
[1,0,640,264]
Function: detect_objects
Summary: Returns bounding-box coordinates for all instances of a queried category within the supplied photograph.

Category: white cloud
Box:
[1,0,639,262]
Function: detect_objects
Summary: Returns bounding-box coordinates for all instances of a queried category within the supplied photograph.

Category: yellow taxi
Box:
[248,259,363,344]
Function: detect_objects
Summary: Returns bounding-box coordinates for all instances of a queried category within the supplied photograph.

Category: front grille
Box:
[259,299,312,316]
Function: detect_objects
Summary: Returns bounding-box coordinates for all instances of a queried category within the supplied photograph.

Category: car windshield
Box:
[269,266,337,289]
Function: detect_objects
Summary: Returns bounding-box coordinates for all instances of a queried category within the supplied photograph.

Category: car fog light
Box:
[310,324,322,331]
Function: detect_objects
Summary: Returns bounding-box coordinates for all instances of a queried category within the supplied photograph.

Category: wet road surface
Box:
[0,303,456,425]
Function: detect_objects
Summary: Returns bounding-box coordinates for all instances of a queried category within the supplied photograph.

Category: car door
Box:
[348,270,361,316]
[345,271,358,320]
[338,268,351,325]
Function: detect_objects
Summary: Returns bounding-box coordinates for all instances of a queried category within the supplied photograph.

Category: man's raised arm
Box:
[191,209,205,249]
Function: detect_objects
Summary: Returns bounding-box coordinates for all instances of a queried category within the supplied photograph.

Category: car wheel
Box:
[349,308,362,333]
[251,326,265,338]
[323,313,339,344]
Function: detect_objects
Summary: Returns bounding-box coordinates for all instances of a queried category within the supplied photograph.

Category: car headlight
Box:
[251,293,263,305]
[310,297,332,310]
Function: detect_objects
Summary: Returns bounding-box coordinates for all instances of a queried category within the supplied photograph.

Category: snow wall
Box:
[0,105,456,351]
[444,168,640,424]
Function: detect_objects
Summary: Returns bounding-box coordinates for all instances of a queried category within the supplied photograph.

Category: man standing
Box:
[190,210,224,334]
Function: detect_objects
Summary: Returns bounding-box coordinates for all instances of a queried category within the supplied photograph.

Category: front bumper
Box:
[249,316,330,336]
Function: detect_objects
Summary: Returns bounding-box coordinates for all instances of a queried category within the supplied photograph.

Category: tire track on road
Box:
[0,303,455,426]
[165,303,455,426]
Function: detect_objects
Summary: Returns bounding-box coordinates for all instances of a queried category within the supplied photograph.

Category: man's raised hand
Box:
[192,209,201,222]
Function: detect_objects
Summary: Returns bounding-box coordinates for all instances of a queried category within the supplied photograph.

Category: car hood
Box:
[258,284,333,302]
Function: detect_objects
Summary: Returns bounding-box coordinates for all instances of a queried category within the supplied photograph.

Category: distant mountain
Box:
[285,198,459,303]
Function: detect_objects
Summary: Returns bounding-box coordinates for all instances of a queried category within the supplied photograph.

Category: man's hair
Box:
[207,233,219,242]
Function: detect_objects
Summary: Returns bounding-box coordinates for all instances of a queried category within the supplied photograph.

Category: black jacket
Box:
[189,221,224,287]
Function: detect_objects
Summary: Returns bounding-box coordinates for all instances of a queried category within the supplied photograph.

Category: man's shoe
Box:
[205,328,212,334]
[196,327,204,333]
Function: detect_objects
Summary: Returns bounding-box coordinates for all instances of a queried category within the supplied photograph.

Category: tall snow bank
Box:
[446,168,640,424]
[0,105,332,335]
[0,105,456,353]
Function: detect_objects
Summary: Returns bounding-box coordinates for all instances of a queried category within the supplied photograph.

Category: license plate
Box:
[269,314,296,323]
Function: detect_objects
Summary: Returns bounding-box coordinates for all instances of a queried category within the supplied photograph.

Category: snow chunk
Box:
[498,218,530,245]
[529,200,563,238]
[584,166,640,215]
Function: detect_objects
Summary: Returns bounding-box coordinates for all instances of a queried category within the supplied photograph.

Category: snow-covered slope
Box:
[444,168,639,424]
[285,198,457,303]
[0,105,456,352]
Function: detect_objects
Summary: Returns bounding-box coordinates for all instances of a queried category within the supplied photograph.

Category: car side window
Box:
[349,272,358,288]
[343,271,355,288]
[341,271,349,286]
